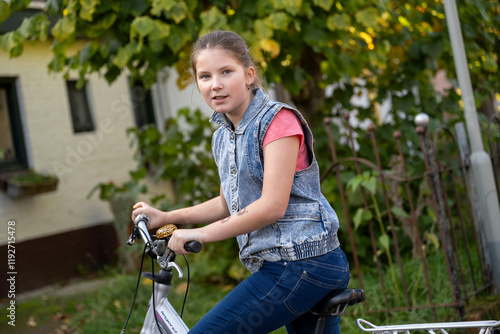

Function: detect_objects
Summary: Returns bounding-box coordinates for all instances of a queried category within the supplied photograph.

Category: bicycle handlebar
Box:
[131,214,202,253]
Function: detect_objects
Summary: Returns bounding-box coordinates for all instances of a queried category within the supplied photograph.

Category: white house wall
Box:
[0,42,141,245]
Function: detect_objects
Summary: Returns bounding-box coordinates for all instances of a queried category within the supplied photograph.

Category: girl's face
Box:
[195,48,255,128]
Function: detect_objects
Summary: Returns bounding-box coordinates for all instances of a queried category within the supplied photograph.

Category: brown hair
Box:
[190,30,263,89]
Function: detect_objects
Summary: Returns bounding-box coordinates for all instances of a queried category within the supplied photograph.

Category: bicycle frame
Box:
[126,214,198,334]
[140,274,189,334]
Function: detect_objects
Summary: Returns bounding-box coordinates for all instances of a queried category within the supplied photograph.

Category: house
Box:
[0,7,211,295]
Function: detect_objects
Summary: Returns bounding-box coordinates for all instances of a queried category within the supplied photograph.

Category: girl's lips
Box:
[213,95,228,103]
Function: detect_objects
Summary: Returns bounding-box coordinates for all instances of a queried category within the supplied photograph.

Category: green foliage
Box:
[87,178,147,201]
[128,107,219,208]
[0,0,498,125]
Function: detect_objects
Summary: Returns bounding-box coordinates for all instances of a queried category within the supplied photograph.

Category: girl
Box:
[132,30,350,334]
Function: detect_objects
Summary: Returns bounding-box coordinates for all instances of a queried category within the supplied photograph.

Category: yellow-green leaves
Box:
[151,0,187,24]
[270,0,303,16]
[355,7,379,28]
[131,16,171,41]
[112,42,138,69]
[200,6,227,36]
[79,0,100,21]
[51,17,75,42]
[260,38,281,58]
[255,19,273,39]
[131,16,155,40]
[0,31,23,57]
[0,1,10,24]
[327,13,351,31]
[483,53,498,73]
[313,0,334,12]
[150,21,171,41]
[265,12,290,31]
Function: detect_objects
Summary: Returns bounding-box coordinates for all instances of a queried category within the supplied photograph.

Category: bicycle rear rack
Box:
[356,318,500,334]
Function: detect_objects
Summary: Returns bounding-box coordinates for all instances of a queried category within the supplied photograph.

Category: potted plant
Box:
[6,169,59,198]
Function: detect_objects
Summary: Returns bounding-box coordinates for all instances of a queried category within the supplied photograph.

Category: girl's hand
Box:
[168,228,204,255]
[131,202,165,230]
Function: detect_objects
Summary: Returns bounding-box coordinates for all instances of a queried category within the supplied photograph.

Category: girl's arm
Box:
[132,187,230,230]
[167,135,300,253]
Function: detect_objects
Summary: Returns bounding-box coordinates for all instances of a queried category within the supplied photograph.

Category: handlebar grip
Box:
[184,241,202,253]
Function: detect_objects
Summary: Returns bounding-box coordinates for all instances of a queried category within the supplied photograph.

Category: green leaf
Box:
[347,175,364,193]
[9,0,31,12]
[255,19,273,39]
[0,31,24,57]
[131,16,155,39]
[169,1,187,24]
[355,7,379,28]
[51,17,75,42]
[151,0,176,16]
[313,0,334,12]
[362,176,377,195]
[270,0,302,16]
[150,20,171,41]
[43,0,60,16]
[265,12,290,31]
[87,12,117,33]
[0,1,10,24]
[18,14,50,42]
[200,6,227,36]
[483,53,498,73]
[391,206,410,219]
[112,42,137,68]
[166,24,191,53]
[79,0,100,21]
[79,42,97,64]
[421,39,442,59]
[353,208,373,230]
[327,14,351,31]
[379,234,390,251]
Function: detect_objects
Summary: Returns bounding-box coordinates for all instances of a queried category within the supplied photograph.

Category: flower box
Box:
[4,170,59,198]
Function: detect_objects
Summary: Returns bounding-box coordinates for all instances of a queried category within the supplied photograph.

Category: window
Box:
[66,80,94,133]
[130,80,156,128]
[0,78,27,173]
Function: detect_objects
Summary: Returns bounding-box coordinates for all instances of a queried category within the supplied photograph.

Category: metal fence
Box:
[320,113,497,319]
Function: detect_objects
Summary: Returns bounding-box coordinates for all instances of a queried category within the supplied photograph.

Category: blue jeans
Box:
[188,247,350,334]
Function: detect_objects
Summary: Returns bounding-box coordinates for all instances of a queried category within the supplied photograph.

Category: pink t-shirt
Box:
[262,108,309,172]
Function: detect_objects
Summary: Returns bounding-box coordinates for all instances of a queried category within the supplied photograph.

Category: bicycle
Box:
[121,213,366,334]
[356,318,500,334]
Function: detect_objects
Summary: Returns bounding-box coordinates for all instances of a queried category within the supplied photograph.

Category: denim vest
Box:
[210,88,340,273]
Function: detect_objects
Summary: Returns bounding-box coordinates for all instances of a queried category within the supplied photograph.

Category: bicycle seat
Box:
[310,288,365,317]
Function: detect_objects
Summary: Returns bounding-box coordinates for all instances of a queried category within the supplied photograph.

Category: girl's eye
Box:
[222,69,232,75]
[199,74,210,80]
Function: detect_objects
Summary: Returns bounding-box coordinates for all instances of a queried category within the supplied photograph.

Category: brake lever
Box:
[126,232,137,245]
[166,261,184,279]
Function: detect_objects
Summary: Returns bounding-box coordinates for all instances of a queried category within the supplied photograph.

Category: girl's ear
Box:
[246,66,256,87]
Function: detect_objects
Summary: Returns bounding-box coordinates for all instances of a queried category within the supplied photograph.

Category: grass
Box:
[2,251,498,334]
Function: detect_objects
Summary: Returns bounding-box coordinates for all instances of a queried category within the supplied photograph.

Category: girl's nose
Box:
[212,76,223,90]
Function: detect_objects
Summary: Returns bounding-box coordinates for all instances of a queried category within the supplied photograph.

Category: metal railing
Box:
[321,113,496,319]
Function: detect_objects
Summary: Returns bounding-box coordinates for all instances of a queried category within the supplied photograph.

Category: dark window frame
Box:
[130,80,156,128]
[66,80,95,133]
[0,77,28,173]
